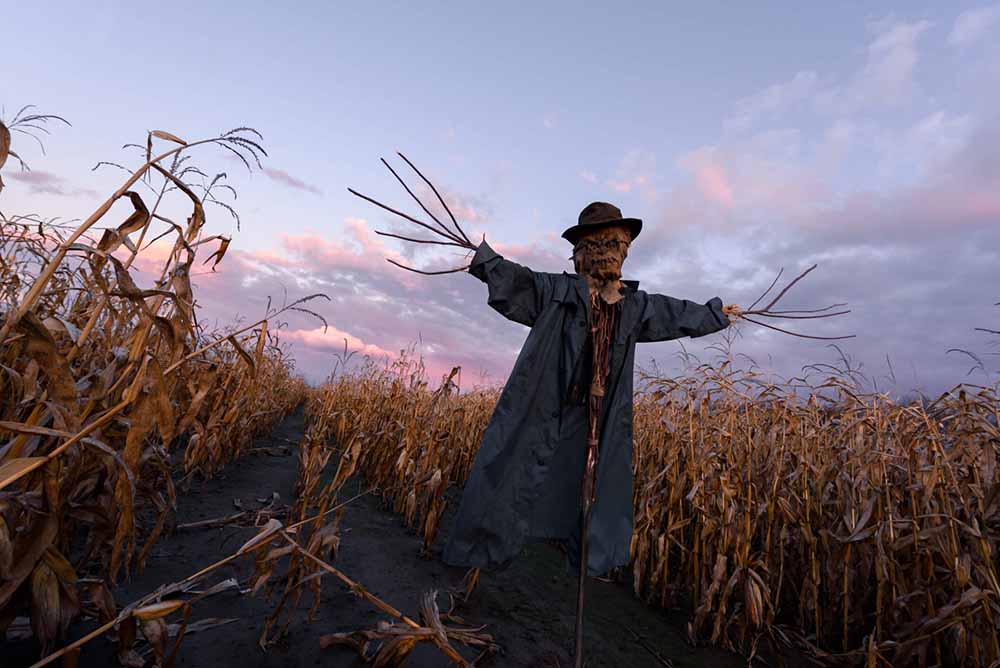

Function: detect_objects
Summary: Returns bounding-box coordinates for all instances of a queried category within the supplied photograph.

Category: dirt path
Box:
[6,406,753,668]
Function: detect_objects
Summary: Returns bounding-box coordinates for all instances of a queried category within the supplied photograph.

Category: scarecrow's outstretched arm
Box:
[469,241,555,327]
[636,292,730,342]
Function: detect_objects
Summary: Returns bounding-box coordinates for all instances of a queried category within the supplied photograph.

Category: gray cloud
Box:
[725,17,932,130]
[263,167,323,195]
[7,169,98,198]
[949,4,1000,47]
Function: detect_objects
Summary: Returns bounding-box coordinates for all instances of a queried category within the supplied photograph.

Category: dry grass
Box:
[0,114,311,659]
[304,342,1000,667]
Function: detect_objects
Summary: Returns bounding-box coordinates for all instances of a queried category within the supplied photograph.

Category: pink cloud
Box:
[283,326,393,359]
[237,247,304,269]
[492,238,572,273]
[669,143,838,227]
[679,149,735,208]
[279,217,405,275]
[602,149,658,201]
[115,212,528,386]
[694,165,733,207]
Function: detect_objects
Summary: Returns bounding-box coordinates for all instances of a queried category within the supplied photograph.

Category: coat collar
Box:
[559,273,640,304]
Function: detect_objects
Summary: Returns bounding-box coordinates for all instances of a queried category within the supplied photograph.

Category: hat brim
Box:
[561,218,642,246]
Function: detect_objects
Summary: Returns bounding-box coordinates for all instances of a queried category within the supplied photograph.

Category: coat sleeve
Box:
[636,292,730,342]
[468,241,555,327]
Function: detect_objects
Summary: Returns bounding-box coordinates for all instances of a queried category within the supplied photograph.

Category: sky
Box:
[4,1,1000,401]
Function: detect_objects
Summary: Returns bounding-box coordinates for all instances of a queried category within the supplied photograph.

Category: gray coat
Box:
[442,241,730,576]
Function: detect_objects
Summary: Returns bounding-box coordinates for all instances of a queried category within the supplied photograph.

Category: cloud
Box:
[882,110,974,179]
[120,103,1000,401]
[130,210,552,386]
[949,4,1000,47]
[623,110,1000,401]
[263,167,323,195]
[604,149,658,201]
[670,139,829,224]
[725,71,819,130]
[816,18,932,114]
[111,17,999,401]
[726,18,932,130]
[677,148,734,208]
[815,120,856,172]
[391,184,494,230]
[6,169,98,198]
[492,238,571,274]
[356,155,496,234]
[283,326,394,358]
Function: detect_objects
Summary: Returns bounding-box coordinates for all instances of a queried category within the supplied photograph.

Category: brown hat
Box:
[561,201,642,246]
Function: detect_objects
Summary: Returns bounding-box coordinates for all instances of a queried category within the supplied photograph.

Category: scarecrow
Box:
[350,154,853,666]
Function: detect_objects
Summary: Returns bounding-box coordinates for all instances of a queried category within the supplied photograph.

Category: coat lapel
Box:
[557,274,642,342]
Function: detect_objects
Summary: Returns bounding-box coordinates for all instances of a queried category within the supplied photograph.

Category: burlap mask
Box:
[573,225,631,282]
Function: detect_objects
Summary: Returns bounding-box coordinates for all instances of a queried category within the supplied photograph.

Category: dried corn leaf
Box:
[134,600,184,620]
[29,561,61,653]
[97,192,150,255]
[150,130,187,145]
[202,237,231,271]
[254,321,268,368]
[16,313,79,425]
[0,119,10,170]
[227,335,255,373]
[0,516,12,574]
[372,635,419,668]
[238,519,283,554]
[0,456,48,487]
[0,421,73,438]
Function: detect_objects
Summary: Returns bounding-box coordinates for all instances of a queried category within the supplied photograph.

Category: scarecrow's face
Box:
[573,225,632,281]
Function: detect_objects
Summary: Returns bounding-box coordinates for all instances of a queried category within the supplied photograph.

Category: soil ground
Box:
[6,405,783,667]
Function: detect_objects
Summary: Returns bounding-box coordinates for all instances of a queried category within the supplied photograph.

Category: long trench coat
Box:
[442,241,730,576]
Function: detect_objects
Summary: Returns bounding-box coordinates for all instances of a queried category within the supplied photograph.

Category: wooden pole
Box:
[574,435,600,667]
[574,293,616,667]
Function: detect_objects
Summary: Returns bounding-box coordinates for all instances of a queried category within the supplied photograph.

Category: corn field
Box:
[4,106,999,667]
[0,112,310,660]
[305,348,1000,666]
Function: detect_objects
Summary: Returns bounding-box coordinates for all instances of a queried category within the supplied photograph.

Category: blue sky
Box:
[5,2,1000,399]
